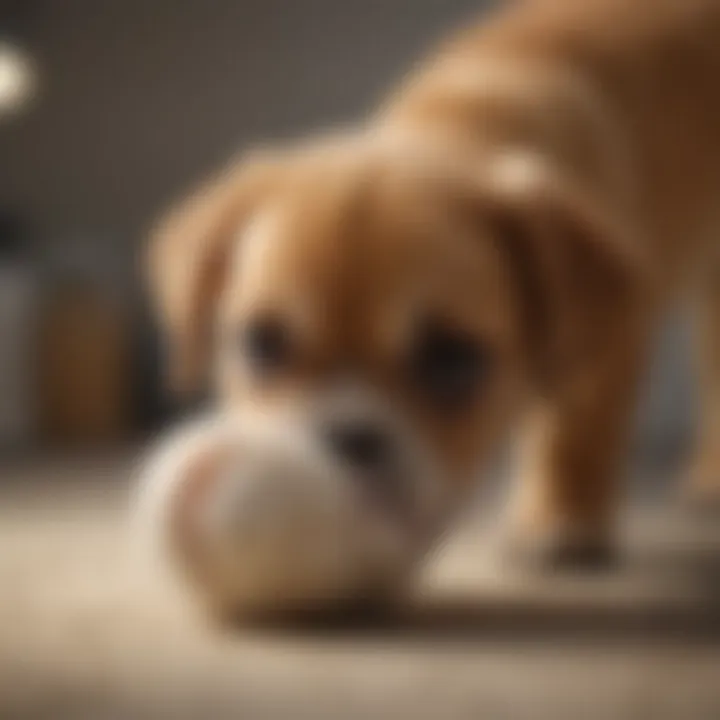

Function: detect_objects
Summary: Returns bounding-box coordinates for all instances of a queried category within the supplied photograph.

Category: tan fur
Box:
[149,0,720,560]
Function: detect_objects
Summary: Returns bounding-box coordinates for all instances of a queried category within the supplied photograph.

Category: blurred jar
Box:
[38,277,131,448]
[36,235,133,449]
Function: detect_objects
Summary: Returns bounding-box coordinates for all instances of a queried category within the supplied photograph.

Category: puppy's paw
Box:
[503,521,617,574]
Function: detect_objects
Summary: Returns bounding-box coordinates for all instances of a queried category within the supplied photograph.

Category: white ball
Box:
[133,416,418,620]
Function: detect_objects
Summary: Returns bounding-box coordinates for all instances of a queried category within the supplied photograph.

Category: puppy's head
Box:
[148,132,640,541]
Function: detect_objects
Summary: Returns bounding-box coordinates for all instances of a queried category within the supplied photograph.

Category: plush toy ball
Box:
[133,416,418,621]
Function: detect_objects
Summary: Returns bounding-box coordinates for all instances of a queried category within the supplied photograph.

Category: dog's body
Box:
[149,0,720,570]
[388,0,720,279]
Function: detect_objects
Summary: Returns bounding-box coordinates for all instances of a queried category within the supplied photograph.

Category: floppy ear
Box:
[147,151,285,396]
[479,152,645,392]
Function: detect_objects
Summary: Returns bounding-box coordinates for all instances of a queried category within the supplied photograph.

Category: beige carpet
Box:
[1,453,719,720]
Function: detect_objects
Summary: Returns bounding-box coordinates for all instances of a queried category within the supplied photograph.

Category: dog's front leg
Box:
[505,340,648,570]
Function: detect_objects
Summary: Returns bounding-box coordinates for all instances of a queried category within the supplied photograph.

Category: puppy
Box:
[147,0,720,570]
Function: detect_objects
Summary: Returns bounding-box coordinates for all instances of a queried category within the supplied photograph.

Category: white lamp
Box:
[0,42,36,117]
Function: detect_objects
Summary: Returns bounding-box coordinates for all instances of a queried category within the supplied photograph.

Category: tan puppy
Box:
[148,0,720,568]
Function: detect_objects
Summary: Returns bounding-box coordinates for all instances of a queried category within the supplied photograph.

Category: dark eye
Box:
[240,315,290,373]
[410,321,490,411]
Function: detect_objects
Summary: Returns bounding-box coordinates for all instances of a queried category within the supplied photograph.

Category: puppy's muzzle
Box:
[322,419,394,472]
[321,417,406,512]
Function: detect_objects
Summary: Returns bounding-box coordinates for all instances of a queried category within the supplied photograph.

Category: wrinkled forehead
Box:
[220,167,512,345]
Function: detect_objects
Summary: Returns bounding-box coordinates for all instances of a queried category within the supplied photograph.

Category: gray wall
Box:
[0,0,486,262]
[0,0,695,452]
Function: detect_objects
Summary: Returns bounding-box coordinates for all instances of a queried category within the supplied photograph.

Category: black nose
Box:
[323,421,394,471]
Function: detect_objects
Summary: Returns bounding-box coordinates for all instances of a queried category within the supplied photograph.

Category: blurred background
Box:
[0,0,695,463]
